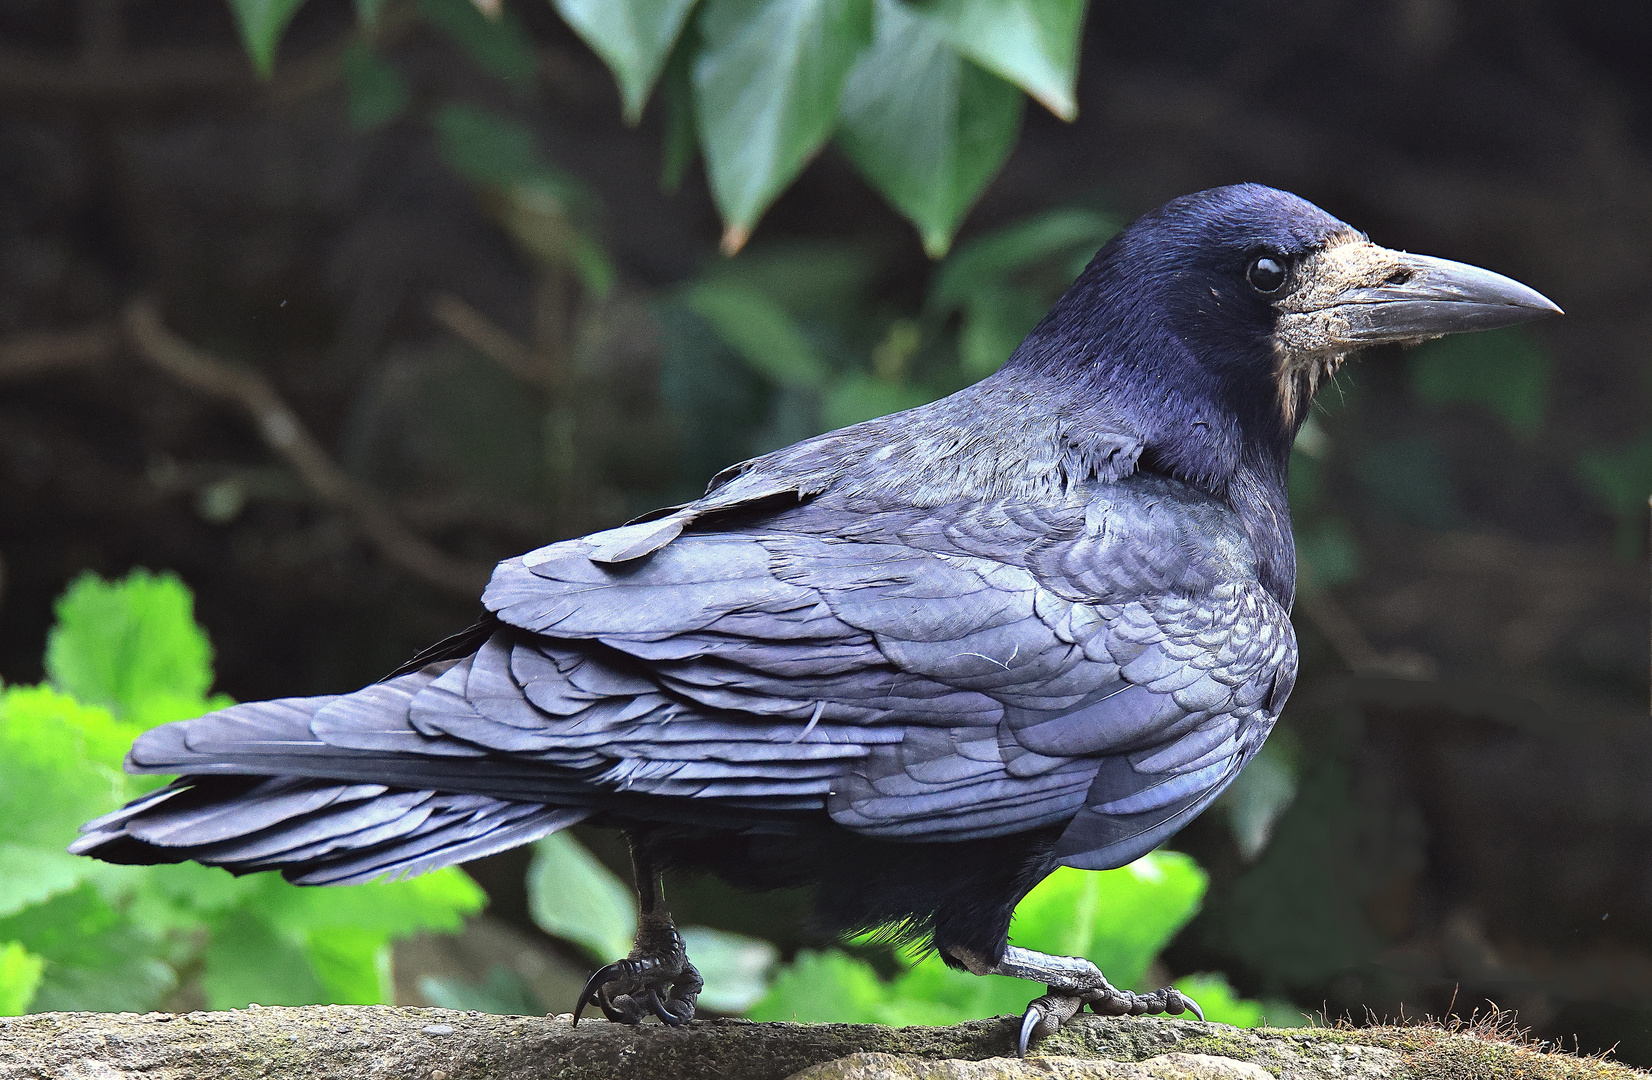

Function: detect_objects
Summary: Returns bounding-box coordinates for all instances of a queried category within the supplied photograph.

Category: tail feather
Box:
[73,660,594,885]
[72,774,588,884]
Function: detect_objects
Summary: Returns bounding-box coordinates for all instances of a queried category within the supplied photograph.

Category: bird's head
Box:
[1012,183,1562,452]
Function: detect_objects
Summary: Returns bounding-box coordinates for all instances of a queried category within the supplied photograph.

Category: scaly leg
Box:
[572,838,703,1027]
[952,945,1202,1056]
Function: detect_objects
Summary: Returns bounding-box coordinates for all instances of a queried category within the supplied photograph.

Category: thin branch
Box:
[428,292,552,392]
[122,299,490,599]
[1297,589,1438,681]
[0,324,120,381]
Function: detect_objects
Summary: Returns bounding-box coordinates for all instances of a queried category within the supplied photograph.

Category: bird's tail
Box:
[70,663,590,885]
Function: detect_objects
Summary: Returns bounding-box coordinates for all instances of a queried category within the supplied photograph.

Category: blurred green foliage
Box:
[0,572,484,1016]
[745,852,1291,1027]
[1408,326,1549,437]
[507,830,1288,1027]
[1577,433,1652,559]
[224,0,1087,254]
[525,832,779,1014]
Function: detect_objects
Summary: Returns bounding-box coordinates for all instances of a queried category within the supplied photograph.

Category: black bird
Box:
[74,185,1559,1052]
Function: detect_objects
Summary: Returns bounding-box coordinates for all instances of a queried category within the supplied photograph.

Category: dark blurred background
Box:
[2,0,1650,1062]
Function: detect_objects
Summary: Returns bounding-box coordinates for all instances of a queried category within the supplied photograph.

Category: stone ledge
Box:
[0,1007,1640,1080]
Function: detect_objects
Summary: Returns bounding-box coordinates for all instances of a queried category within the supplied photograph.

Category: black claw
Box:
[1183,993,1205,1022]
[573,961,625,1026]
[645,988,688,1027]
[1017,1004,1043,1058]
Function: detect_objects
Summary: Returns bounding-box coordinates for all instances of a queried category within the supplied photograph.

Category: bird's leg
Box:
[572,838,702,1027]
[951,945,1202,1056]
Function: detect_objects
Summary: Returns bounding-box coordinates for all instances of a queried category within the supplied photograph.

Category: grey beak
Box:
[1331,252,1562,344]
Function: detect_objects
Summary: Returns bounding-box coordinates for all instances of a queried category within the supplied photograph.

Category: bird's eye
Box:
[1247,256,1288,294]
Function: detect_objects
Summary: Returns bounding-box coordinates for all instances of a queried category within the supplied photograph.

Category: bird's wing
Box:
[124,476,1292,867]
[480,476,1294,863]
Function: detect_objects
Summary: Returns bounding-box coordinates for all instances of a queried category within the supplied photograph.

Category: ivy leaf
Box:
[837,0,1022,257]
[685,281,830,390]
[44,570,216,725]
[693,0,874,252]
[911,0,1087,121]
[526,832,638,962]
[553,0,701,124]
[227,0,310,77]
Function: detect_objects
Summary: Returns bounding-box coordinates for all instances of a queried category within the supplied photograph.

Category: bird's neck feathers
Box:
[996,265,1303,605]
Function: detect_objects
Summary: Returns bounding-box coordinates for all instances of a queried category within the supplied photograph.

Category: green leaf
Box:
[1354,436,1462,529]
[838,0,1022,257]
[822,374,933,430]
[203,911,326,1008]
[692,0,874,250]
[1577,433,1652,559]
[434,103,549,188]
[433,104,617,294]
[1173,972,1266,1027]
[910,0,1086,121]
[1010,852,1206,990]
[678,926,777,1013]
[1408,326,1549,436]
[343,42,410,130]
[697,241,880,319]
[1577,433,1652,517]
[746,948,887,1022]
[0,846,97,920]
[928,206,1117,313]
[526,832,638,962]
[659,37,698,191]
[200,869,483,1008]
[0,884,176,1013]
[227,0,310,77]
[1295,516,1361,591]
[0,941,44,1016]
[45,570,216,724]
[553,0,701,123]
[417,0,539,90]
[254,866,486,940]
[1219,735,1299,861]
[958,286,1047,378]
[304,925,393,1004]
[420,964,544,1014]
[745,851,1209,1025]
[685,281,830,390]
[0,685,141,849]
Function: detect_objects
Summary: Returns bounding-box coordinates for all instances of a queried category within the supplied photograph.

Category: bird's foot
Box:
[572,909,702,1026]
[1016,982,1202,1055]
[964,945,1201,1056]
